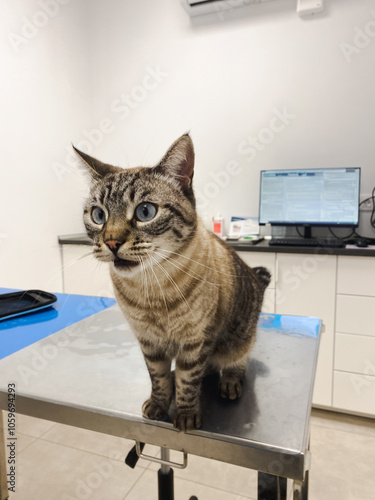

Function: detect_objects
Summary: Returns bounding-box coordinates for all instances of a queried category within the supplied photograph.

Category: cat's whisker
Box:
[148,254,192,313]
[145,257,170,324]
[63,251,95,269]
[93,258,107,274]
[47,251,95,283]
[143,257,153,302]
[40,250,99,291]
[156,247,245,278]
[138,256,147,297]
[151,250,221,288]
[140,256,152,309]
[146,255,169,318]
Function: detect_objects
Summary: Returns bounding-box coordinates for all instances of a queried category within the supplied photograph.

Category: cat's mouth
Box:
[113,258,140,270]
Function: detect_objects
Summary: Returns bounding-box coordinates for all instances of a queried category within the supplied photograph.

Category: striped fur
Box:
[75,134,271,431]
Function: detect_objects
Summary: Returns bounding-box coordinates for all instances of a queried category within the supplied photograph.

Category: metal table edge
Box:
[0,391,309,481]
[301,318,322,462]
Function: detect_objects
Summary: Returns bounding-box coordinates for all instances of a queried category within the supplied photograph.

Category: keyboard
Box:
[269,238,345,248]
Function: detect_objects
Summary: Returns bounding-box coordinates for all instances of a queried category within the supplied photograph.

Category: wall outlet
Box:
[360,194,374,211]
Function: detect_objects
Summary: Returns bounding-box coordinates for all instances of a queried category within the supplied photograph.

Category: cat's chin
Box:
[114,257,140,269]
[111,258,141,277]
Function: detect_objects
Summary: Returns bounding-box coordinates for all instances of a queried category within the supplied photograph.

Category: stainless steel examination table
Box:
[0,291,321,500]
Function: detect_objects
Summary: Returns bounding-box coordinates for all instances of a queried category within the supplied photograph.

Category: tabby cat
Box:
[74,134,270,431]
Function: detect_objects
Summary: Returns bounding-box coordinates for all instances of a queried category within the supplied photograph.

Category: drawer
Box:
[333,370,375,417]
[237,251,276,289]
[336,295,375,337]
[335,333,375,374]
[337,256,375,296]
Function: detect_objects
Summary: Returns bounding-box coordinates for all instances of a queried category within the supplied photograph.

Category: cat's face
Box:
[76,135,197,277]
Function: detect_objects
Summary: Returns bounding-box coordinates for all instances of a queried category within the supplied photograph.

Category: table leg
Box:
[258,472,287,500]
[292,433,310,499]
[292,470,309,500]
[158,448,174,500]
[0,412,9,500]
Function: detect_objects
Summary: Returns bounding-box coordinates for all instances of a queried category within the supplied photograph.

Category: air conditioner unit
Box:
[181,0,262,18]
[181,0,324,17]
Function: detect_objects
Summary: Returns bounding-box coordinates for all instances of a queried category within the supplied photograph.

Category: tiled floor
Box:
[4,408,375,500]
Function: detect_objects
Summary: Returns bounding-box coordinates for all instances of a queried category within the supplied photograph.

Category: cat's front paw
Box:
[142,398,168,421]
[174,408,201,432]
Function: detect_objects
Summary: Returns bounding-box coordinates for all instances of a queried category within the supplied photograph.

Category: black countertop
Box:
[230,240,375,256]
[58,234,375,257]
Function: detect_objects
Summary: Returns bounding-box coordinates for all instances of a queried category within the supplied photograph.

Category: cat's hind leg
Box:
[211,345,251,400]
[219,359,248,400]
[215,318,257,400]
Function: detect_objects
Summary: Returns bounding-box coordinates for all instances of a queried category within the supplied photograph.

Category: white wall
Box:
[2,0,375,291]
[0,0,92,290]
[87,0,375,235]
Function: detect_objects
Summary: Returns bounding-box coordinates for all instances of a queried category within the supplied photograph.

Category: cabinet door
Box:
[336,295,375,337]
[335,332,375,374]
[338,256,375,297]
[62,245,114,297]
[275,253,337,407]
[237,251,276,313]
[333,371,375,417]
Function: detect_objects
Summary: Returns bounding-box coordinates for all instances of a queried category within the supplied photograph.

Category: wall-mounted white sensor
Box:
[297,0,324,17]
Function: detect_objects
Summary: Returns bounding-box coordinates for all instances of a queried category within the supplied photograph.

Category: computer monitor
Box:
[259,167,361,237]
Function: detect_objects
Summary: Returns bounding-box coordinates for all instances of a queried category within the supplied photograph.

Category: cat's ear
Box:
[72,146,122,180]
[155,134,195,191]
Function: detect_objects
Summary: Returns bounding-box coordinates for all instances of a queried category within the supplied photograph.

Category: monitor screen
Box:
[259,167,361,227]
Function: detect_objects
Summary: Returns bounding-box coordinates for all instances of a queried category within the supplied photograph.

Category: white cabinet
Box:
[61,245,114,297]
[336,295,375,337]
[237,251,276,314]
[333,256,375,417]
[337,255,375,296]
[335,333,375,374]
[274,253,337,408]
[333,371,375,416]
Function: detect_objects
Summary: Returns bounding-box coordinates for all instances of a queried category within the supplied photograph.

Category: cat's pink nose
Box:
[105,240,123,254]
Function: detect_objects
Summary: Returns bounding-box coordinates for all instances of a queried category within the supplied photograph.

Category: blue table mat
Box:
[0,288,116,359]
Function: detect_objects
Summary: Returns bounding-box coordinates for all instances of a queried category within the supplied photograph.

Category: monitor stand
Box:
[302,225,312,239]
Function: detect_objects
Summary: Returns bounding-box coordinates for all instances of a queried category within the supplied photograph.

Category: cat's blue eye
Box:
[135,203,157,222]
[91,207,106,225]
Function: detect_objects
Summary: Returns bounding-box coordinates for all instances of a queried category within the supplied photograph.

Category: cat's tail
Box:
[253,266,271,292]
